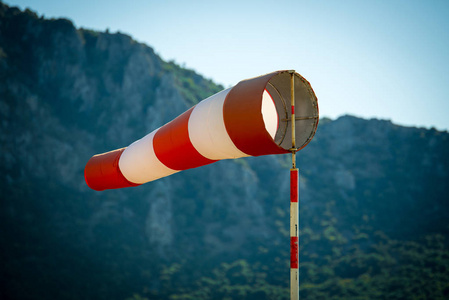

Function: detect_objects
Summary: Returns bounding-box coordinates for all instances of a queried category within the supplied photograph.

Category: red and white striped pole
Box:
[289,71,299,300]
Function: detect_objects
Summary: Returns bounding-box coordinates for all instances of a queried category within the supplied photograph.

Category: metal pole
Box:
[289,71,299,300]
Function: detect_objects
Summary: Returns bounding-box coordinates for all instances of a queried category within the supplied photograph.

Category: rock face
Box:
[1,4,449,300]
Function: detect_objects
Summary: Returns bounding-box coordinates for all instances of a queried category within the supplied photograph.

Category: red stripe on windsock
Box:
[290,236,299,268]
[153,107,217,170]
[290,169,298,202]
[84,148,141,191]
[223,72,289,156]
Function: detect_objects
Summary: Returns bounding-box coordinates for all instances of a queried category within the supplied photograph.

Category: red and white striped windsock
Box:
[84,70,319,191]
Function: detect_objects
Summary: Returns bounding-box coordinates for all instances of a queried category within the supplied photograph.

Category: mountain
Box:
[1,3,448,300]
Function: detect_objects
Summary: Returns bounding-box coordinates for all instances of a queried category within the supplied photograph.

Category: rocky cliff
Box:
[1,3,448,300]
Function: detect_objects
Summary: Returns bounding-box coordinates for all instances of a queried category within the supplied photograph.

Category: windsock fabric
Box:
[85,70,319,191]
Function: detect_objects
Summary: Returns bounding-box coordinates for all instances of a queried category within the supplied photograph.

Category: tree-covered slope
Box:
[1,3,448,299]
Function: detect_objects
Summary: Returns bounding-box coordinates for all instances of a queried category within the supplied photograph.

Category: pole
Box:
[289,71,299,300]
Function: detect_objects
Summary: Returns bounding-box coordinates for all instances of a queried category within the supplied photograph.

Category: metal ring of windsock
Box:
[85,70,319,191]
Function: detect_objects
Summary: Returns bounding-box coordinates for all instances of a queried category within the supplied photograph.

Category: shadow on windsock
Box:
[85,70,319,191]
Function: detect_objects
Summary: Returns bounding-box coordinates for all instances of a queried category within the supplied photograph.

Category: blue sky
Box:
[5,0,449,130]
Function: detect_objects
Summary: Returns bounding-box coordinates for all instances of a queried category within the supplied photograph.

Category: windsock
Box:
[85,70,319,191]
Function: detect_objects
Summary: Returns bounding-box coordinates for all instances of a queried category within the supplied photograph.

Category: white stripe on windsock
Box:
[118,129,178,184]
[188,88,249,160]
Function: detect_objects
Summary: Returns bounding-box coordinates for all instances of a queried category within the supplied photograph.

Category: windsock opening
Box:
[261,89,278,140]
[265,71,319,152]
[222,70,318,156]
